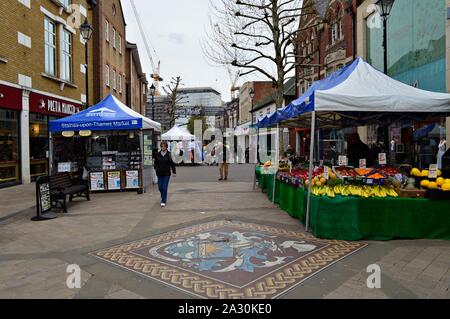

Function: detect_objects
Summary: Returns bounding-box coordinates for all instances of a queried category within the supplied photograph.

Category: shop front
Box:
[0,84,22,187]
[28,91,83,181]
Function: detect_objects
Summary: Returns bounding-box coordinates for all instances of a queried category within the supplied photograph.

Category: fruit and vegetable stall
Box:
[256,162,450,241]
[254,59,450,241]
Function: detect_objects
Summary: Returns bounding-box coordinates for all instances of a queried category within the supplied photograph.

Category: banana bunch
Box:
[311,184,398,198]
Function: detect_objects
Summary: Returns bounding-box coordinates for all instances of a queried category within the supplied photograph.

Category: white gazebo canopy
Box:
[161,125,195,141]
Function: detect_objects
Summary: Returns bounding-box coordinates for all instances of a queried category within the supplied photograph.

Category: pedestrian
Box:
[218,141,230,181]
[154,142,176,207]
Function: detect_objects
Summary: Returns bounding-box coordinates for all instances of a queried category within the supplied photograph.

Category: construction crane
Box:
[228,67,240,99]
[130,0,163,95]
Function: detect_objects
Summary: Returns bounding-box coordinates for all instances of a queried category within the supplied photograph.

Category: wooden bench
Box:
[50,173,90,213]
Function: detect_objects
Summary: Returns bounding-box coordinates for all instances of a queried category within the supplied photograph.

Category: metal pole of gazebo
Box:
[305,111,316,232]
[253,122,261,191]
[48,132,53,174]
[272,124,279,204]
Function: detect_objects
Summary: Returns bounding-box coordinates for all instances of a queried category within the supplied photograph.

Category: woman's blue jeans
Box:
[157,175,170,204]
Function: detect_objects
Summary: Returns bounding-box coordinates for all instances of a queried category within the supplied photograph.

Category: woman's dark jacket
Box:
[154,151,176,176]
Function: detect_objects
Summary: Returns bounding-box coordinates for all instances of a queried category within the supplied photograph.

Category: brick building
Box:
[292,0,360,158]
[295,0,360,96]
[0,0,95,187]
[92,0,126,104]
[239,81,276,126]
[125,42,148,116]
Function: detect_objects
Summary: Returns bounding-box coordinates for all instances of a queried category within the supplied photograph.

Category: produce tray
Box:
[375,165,401,177]
[397,188,426,199]
[332,166,357,179]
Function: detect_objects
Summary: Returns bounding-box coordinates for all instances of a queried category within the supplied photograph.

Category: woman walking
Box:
[154,142,176,207]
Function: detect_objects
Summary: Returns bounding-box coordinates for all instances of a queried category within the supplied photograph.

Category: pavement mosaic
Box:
[91,220,367,299]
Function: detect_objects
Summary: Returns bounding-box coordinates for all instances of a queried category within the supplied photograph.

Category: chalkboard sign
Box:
[32,176,57,221]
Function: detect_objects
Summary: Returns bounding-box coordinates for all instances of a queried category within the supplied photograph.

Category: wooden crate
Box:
[397,188,426,198]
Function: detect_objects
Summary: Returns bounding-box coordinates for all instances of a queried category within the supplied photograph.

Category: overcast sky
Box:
[122,0,235,102]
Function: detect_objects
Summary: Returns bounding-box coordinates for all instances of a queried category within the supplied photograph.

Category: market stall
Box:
[161,125,203,164]
[49,94,161,194]
[256,58,450,240]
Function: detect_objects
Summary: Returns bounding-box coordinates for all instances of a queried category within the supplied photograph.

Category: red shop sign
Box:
[0,84,22,111]
[29,92,83,117]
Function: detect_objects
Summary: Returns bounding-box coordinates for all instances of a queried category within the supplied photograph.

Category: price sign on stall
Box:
[378,153,387,165]
[324,166,330,180]
[359,159,367,169]
[428,164,438,179]
[319,160,324,167]
[338,156,348,166]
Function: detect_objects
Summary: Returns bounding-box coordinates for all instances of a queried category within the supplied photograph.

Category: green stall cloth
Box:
[257,170,271,192]
[266,175,279,203]
[309,195,363,241]
[357,197,450,240]
[255,167,450,241]
[278,182,297,217]
[277,183,307,221]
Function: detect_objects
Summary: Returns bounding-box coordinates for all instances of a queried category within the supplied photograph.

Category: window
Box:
[339,20,343,39]
[61,0,71,10]
[61,29,72,81]
[118,34,122,54]
[112,28,116,49]
[112,4,116,15]
[112,70,116,90]
[105,65,110,87]
[29,113,49,179]
[331,23,338,44]
[0,110,20,185]
[266,107,271,115]
[105,19,109,42]
[44,18,56,76]
[119,74,122,93]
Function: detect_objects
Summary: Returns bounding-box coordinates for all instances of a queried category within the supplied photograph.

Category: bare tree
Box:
[163,76,188,128]
[204,0,319,108]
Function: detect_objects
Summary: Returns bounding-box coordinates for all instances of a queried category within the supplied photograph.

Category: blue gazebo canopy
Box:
[49,94,161,132]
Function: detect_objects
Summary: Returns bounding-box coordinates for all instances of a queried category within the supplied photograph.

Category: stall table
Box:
[256,168,450,241]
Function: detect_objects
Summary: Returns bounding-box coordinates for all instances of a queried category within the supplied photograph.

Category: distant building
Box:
[176,87,223,128]
[238,81,276,126]
[224,98,240,130]
[125,42,147,115]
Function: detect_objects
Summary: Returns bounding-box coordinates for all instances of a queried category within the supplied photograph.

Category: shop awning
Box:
[49,94,161,132]
[161,125,195,141]
[258,58,450,128]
